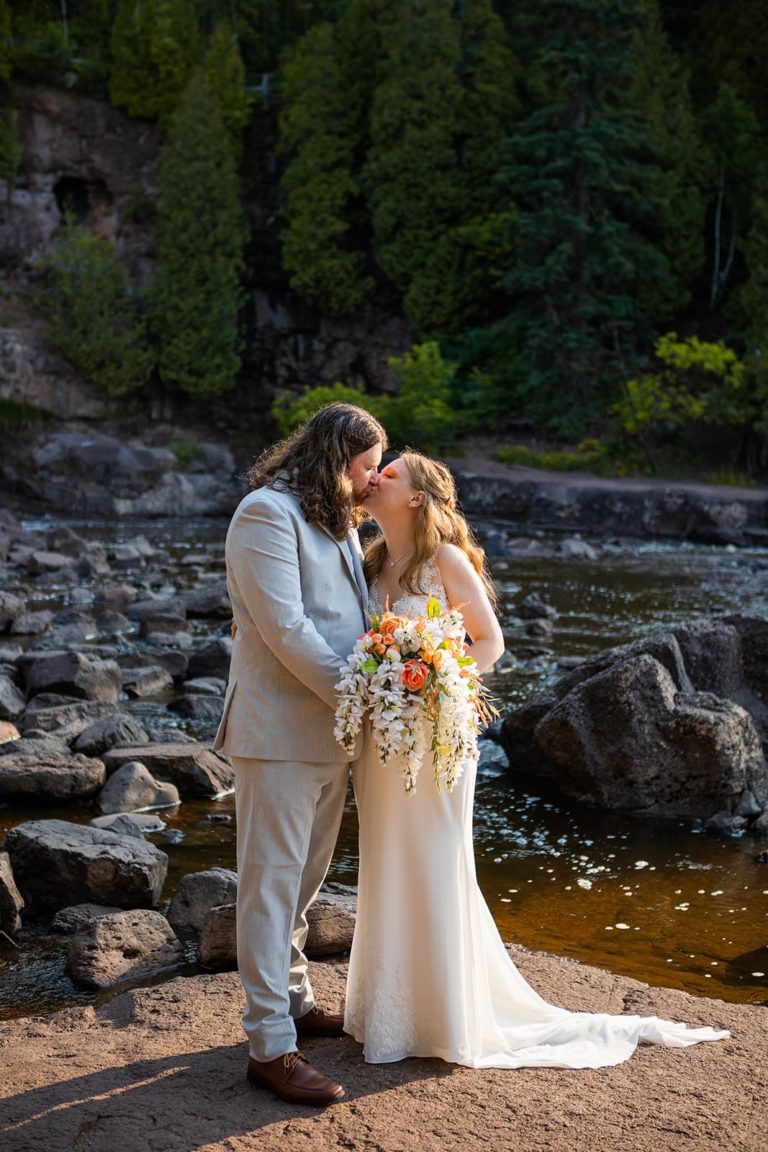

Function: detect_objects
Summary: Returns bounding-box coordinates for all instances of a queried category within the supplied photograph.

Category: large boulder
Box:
[24,650,122,703]
[5,819,168,914]
[97,760,180,814]
[18,698,117,740]
[0,752,106,801]
[197,892,356,970]
[167,867,237,934]
[73,713,149,757]
[101,742,234,798]
[67,909,184,989]
[501,615,768,829]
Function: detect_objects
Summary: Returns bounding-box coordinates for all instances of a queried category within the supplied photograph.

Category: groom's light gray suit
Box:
[213,482,367,1061]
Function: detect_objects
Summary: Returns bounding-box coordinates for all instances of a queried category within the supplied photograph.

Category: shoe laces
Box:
[283,1051,305,1079]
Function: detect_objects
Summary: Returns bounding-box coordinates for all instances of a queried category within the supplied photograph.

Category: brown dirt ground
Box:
[0,944,762,1152]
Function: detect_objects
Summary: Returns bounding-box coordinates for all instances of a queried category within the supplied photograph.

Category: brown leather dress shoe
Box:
[247,1052,344,1106]
[294,1005,346,1038]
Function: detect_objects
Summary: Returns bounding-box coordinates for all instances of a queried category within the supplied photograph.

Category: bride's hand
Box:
[230,618,238,639]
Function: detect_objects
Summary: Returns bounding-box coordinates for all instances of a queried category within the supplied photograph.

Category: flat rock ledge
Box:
[0,949,763,1152]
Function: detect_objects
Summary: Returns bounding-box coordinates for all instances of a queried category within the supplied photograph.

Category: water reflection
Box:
[1,518,767,1018]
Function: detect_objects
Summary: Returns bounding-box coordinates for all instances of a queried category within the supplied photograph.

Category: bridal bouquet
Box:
[334,597,494,793]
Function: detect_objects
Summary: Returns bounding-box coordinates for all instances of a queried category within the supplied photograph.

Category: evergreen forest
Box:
[2,0,768,477]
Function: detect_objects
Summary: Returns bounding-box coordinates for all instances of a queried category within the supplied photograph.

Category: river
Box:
[1,516,767,1018]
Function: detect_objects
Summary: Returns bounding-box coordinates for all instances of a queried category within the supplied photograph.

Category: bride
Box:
[343,450,729,1068]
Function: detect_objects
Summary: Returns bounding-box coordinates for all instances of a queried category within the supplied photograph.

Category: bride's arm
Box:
[435,544,505,673]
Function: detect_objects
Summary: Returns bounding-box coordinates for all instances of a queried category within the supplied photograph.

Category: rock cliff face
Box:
[0,83,411,421]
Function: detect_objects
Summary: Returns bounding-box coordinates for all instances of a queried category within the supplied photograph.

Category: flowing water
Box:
[1,517,767,1019]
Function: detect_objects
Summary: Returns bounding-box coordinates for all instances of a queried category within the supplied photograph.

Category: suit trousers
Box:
[231,756,350,1062]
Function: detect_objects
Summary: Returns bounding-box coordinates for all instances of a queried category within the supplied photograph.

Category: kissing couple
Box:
[213,403,728,1106]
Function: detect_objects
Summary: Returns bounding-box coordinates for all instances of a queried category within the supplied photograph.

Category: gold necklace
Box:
[386,549,412,568]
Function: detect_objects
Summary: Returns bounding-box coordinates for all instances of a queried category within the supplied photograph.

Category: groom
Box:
[214,403,386,1105]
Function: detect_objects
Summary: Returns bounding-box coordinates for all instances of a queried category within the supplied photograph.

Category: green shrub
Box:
[37,221,152,396]
[272,383,370,439]
[271,343,456,454]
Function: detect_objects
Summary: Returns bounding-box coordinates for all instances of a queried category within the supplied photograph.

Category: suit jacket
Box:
[213,484,368,762]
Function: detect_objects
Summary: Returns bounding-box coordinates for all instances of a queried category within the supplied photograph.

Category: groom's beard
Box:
[351,482,374,506]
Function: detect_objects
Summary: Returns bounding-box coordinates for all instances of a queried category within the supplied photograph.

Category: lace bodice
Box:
[368,556,448,618]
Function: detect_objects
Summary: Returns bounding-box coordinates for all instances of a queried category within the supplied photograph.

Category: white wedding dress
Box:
[343,561,730,1067]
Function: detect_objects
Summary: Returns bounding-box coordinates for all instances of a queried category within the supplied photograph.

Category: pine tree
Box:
[279,21,372,316]
[363,0,464,333]
[110,0,199,124]
[631,0,706,317]
[499,0,675,433]
[203,20,252,164]
[150,72,246,395]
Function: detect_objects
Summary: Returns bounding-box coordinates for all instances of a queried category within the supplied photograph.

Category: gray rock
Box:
[182,677,227,696]
[0,752,106,801]
[0,734,70,758]
[0,673,25,720]
[186,636,233,682]
[67,908,184,989]
[10,609,54,635]
[0,850,24,934]
[167,867,237,934]
[46,524,90,558]
[73,713,149,757]
[306,897,356,957]
[517,593,558,620]
[5,819,168,914]
[181,582,231,618]
[198,902,236,969]
[0,590,24,630]
[167,694,224,723]
[24,650,122,703]
[98,760,180,814]
[26,550,74,574]
[91,812,166,834]
[121,665,174,698]
[18,699,116,740]
[197,892,356,970]
[145,630,194,649]
[532,655,768,820]
[124,597,186,623]
[102,742,234,798]
[138,612,191,637]
[120,649,189,682]
[50,902,122,934]
[559,537,599,561]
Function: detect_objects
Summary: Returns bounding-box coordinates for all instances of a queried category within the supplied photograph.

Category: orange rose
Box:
[402,659,429,692]
[379,615,403,637]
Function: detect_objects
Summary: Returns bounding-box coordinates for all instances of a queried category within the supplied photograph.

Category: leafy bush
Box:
[271,343,456,454]
[611,333,747,470]
[272,382,370,439]
[377,342,456,453]
[37,222,152,396]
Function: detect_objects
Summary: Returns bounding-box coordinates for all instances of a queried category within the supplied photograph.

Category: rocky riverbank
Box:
[0,949,763,1152]
[2,422,768,546]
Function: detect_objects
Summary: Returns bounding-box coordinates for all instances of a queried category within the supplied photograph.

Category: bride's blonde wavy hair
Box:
[363,450,497,609]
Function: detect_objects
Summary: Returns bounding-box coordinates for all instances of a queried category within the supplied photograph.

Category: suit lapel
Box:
[320,524,368,609]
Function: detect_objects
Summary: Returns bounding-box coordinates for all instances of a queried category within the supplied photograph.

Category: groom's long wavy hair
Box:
[246,403,387,539]
[364,451,498,608]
